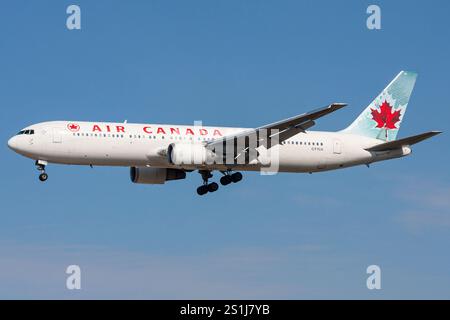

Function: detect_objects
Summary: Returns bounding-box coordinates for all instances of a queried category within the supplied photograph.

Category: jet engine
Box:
[168,143,217,165]
[130,167,186,184]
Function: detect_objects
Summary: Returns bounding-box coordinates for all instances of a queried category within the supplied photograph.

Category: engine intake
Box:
[130,167,186,184]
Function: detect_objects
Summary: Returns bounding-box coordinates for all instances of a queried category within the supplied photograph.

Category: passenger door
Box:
[333,139,341,154]
[52,128,62,143]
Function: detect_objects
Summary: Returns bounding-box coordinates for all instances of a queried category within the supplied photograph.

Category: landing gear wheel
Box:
[231,172,243,183]
[197,185,208,196]
[220,175,232,186]
[207,182,219,192]
[35,160,48,182]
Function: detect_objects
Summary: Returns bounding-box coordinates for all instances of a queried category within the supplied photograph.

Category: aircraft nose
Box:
[7,136,17,151]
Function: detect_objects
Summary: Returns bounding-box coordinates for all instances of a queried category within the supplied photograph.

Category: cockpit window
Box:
[17,129,34,135]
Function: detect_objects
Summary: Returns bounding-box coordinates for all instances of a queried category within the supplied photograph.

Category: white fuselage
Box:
[7,121,410,173]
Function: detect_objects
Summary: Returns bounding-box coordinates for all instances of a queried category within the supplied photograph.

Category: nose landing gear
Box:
[36,160,48,182]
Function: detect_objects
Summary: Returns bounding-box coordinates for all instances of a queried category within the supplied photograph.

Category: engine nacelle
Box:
[130,167,186,184]
[168,143,216,165]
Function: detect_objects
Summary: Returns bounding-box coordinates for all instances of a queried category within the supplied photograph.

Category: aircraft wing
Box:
[206,103,347,151]
[365,131,442,152]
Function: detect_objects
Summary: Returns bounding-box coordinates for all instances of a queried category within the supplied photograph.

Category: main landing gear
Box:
[197,170,218,196]
[36,160,48,182]
[196,170,243,196]
[220,171,242,185]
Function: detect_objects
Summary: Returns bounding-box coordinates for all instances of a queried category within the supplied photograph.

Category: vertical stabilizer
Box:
[342,71,417,141]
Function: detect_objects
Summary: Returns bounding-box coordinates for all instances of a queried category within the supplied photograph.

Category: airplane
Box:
[7,71,441,195]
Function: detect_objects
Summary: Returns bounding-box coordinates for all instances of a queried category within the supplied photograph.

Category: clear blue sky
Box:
[0,0,449,299]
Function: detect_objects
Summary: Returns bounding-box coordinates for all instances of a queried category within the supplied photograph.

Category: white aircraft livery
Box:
[8,71,441,195]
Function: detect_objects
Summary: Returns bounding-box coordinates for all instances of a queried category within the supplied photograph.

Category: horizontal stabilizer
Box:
[366,131,442,152]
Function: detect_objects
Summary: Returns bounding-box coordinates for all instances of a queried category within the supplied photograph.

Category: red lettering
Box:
[213,129,222,136]
[106,125,111,132]
[170,127,180,135]
[157,127,166,134]
[92,125,102,132]
[186,128,194,135]
[199,128,208,135]
[116,126,125,133]
[143,126,152,134]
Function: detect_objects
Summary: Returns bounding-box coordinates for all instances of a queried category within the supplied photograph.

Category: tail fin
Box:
[342,71,418,141]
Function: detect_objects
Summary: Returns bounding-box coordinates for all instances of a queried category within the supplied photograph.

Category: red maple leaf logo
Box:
[67,123,80,132]
[370,101,401,129]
